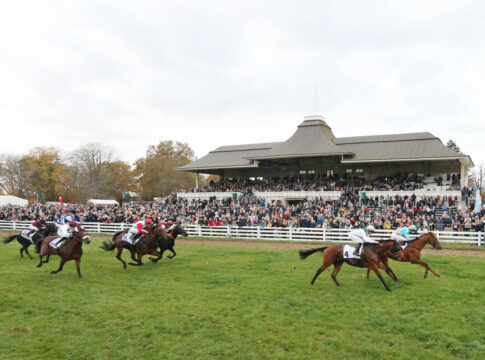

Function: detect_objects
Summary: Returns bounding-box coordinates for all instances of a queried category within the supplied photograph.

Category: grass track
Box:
[1,238,484,359]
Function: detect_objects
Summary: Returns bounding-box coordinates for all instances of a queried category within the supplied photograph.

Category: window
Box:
[308,170,315,174]
[346,169,353,173]
[356,169,363,173]
[299,170,307,174]
[256,177,263,180]
[327,170,334,177]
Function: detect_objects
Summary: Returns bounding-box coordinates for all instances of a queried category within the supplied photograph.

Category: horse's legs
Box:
[20,247,24,258]
[115,247,127,269]
[75,258,82,278]
[51,259,66,275]
[381,257,399,285]
[43,254,51,264]
[311,262,332,285]
[129,252,144,266]
[24,246,33,260]
[410,258,441,278]
[331,262,343,286]
[369,264,392,292]
[37,255,43,268]
[167,247,176,259]
[151,248,166,263]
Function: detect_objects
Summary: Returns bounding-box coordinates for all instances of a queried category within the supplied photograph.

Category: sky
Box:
[0,0,484,167]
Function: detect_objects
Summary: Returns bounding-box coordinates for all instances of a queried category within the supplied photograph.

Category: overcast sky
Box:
[1,0,484,167]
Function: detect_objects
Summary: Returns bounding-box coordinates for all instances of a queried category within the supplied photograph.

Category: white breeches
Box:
[391,233,407,242]
[29,225,39,231]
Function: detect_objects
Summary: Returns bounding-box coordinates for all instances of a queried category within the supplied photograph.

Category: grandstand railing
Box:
[359,190,461,200]
[0,221,482,246]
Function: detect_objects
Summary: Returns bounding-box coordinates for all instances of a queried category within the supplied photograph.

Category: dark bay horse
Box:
[36,227,91,278]
[299,240,398,292]
[3,223,57,259]
[150,223,188,263]
[100,226,163,268]
[367,232,442,279]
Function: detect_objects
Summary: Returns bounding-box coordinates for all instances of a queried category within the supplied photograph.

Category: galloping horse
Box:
[299,239,398,292]
[367,231,442,279]
[100,226,163,268]
[3,223,57,259]
[36,227,91,278]
[150,223,188,263]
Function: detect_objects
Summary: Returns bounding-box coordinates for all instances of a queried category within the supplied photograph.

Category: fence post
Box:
[97,223,101,233]
[289,227,293,241]
[257,226,261,240]
[13,221,16,230]
[479,232,483,246]
[198,225,202,237]
[323,228,326,242]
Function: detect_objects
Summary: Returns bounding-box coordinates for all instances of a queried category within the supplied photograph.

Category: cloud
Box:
[0,0,483,166]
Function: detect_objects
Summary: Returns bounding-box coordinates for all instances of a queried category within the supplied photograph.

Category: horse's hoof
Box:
[128,263,136,266]
[51,271,57,274]
[36,264,42,268]
[386,288,392,292]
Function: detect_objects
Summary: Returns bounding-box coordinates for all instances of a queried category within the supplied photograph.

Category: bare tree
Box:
[471,162,484,191]
[0,154,33,198]
[69,143,115,199]
[446,139,461,153]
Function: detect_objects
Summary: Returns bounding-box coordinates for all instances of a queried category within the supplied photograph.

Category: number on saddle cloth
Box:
[343,245,360,259]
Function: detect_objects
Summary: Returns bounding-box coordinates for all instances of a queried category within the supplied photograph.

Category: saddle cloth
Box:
[122,233,131,242]
[343,245,360,259]
[20,230,33,243]
[49,237,64,249]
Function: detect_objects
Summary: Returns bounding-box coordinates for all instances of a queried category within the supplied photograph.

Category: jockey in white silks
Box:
[126,218,153,244]
[391,224,418,245]
[50,220,78,248]
[55,216,72,238]
[348,225,377,256]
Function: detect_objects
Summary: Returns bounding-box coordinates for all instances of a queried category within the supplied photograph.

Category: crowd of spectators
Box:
[1,175,483,233]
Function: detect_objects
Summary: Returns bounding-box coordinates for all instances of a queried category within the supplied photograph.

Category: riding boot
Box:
[354,243,362,256]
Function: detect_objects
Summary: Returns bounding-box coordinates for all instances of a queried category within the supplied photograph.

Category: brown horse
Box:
[367,231,442,279]
[36,227,91,278]
[100,226,163,268]
[299,239,398,292]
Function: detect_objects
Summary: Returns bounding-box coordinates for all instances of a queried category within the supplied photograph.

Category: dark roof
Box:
[250,117,352,160]
[175,117,471,172]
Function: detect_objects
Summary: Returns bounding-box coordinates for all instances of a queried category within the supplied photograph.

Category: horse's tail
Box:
[299,246,328,260]
[2,235,17,244]
[100,240,116,251]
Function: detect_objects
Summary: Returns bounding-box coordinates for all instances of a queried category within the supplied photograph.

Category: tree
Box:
[101,161,136,202]
[446,139,461,153]
[69,143,115,199]
[0,154,33,198]
[135,141,196,200]
[24,147,64,201]
[471,162,484,191]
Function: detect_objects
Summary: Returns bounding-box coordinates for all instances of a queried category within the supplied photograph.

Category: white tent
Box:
[87,199,119,205]
[0,195,28,206]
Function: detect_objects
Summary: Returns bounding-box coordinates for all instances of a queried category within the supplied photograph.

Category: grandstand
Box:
[175,115,473,204]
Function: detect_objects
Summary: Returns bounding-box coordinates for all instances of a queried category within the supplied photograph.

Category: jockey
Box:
[27,219,46,238]
[127,218,153,245]
[349,225,377,256]
[55,216,73,239]
[51,220,78,248]
[391,223,418,245]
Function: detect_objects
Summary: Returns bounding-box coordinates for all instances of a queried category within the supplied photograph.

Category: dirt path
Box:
[1,230,484,257]
[176,239,485,257]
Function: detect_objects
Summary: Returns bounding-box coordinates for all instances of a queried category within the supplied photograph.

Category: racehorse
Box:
[100,226,163,268]
[150,223,188,263]
[2,223,57,259]
[36,227,91,278]
[366,231,442,279]
[299,239,398,292]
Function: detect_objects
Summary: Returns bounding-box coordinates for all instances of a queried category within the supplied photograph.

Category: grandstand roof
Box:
[175,116,471,172]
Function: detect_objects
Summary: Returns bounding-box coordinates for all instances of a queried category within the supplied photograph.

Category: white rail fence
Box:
[0,221,483,246]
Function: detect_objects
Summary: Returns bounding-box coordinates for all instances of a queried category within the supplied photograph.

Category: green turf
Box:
[0,238,484,360]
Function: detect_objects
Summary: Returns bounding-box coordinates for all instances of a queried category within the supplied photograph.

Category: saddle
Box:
[343,245,360,259]
[20,230,34,243]
[49,237,66,249]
